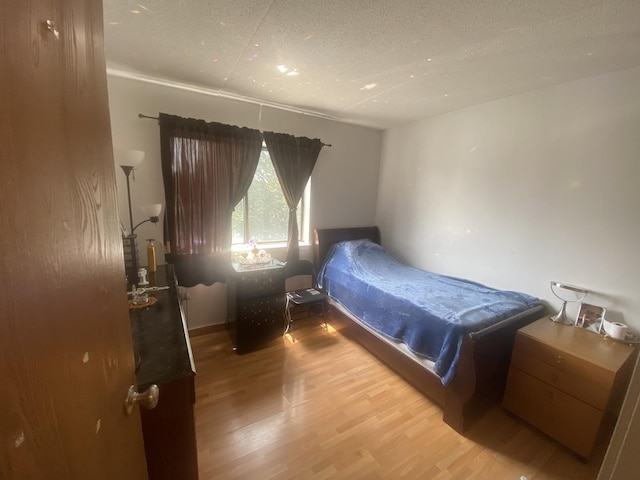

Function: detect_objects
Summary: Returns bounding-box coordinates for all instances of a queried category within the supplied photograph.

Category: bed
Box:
[313,226,545,432]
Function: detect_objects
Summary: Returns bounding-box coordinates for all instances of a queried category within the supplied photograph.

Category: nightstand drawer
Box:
[514,333,614,391]
[503,367,602,458]
[511,349,609,410]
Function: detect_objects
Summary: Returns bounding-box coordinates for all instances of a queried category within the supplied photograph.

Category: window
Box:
[232,148,308,245]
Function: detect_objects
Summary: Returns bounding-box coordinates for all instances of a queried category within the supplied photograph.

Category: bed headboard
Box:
[313,226,381,270]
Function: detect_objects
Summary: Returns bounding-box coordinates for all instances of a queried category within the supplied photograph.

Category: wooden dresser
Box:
[129,265,198,480]
[503,317,636,459]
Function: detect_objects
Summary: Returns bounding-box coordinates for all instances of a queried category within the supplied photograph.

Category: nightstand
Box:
[503,316,636,459]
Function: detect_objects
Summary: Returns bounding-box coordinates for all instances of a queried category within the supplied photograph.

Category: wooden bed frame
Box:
[313,226,545,433]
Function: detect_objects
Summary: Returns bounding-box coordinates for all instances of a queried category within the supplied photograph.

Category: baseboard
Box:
[188,323,226,337]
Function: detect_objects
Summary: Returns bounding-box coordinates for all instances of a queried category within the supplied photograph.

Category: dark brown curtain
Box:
[263,132,324,263]
[160,113,262,286]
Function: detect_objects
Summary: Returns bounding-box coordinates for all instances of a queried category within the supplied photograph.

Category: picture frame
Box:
[575,303,606,334]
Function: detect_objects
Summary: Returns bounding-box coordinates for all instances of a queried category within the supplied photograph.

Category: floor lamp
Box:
[118,150,145,274]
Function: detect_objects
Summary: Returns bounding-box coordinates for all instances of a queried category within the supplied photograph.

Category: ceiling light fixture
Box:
[361,83,377,91]
[277,65,299,76]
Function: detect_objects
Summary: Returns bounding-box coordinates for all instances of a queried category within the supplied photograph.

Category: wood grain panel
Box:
[511,350,609,410]
[0,1,147,478]
[141,377,198,480]
[515,321,634,390]
[514,333,613,390]
[503,368,602,459]
[504,318,636,461]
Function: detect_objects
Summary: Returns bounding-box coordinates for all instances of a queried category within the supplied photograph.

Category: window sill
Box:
[231,241,311,251]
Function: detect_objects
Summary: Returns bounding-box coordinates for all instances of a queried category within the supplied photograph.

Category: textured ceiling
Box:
[103,0,640,129]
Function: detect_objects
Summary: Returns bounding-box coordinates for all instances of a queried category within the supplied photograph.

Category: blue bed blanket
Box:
[317,239,540,384]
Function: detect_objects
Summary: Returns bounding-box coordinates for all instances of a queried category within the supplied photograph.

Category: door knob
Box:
[124,384,159,415]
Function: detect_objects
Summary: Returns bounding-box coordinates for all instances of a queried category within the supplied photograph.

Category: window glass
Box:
[232,149,304,245]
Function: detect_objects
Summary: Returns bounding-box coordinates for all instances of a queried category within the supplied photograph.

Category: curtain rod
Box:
[137,113,332,147]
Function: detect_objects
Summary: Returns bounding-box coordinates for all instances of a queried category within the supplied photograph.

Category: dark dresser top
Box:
[129,264,195,389]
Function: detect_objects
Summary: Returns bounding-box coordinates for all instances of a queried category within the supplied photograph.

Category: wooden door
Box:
[0,1,148,478]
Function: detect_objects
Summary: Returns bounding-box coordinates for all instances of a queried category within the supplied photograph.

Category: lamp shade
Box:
[140,204,162,218]
[116,149,145,167]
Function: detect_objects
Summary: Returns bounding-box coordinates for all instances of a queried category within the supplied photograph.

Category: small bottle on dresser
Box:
[146,239,156,273]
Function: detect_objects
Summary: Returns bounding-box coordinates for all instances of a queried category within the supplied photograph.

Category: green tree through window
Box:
[232,148,303,244]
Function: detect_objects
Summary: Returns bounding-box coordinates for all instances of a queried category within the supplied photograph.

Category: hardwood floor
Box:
[191,315,605,479]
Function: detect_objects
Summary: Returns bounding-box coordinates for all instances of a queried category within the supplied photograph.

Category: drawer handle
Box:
[556,355,562,364]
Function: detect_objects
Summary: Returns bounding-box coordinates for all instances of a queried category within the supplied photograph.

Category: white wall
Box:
[107,75,382,328]
[598,352,640,480]
[378,66,640,331]
[379,68,640,476]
